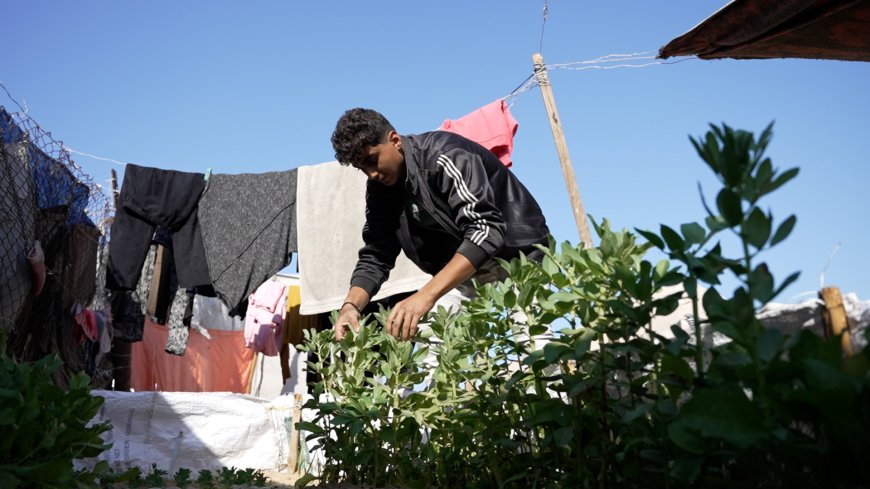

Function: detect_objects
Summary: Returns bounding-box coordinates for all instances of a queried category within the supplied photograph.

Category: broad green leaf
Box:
[680,222,706,246]
[551,272,569,289]
[660,225,685,251]
[574,329,596,357]
[743,207,771,249]
[749,263,775,303]
[543,342,571,364]
[330,415,353,426]
[711,320,740,341]
[381,363,393,378]
[502,470,530,485]
[690,134,716,172]
[622,403,654,423]
[294,472,318,488]
[668,386,766,453]
[701,288,728,321]
[767,167,800,194]
[661,354,694,382]
[771,271,801,301]
[295,421,325,434]
[0,473,20,489]
[549,291,578,304]
[704,214,728,232]
[654,259,670,280]
[756,158,773,186]
[770,214,796,246]
[670,456,703,484]
[716,188,743,226]
[542,255,559,275]
[553,426,573,447]
[756,328,782,364]
[635,228,665,249]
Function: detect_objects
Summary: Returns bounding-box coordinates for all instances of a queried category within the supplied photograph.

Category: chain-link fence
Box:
[1,105,113,387]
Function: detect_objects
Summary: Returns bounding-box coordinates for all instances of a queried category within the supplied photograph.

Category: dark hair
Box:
[331,108,395,165]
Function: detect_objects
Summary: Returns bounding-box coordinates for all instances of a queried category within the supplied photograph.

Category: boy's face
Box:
[352,130,405,187]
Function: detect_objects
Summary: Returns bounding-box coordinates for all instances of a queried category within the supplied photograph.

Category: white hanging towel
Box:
[296,161,431,315]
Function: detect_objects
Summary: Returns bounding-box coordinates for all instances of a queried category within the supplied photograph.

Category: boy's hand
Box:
[334,303,361,340]
[387,291,436,341]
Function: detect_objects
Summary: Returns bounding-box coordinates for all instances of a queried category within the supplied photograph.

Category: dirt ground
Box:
[124,471,406,488]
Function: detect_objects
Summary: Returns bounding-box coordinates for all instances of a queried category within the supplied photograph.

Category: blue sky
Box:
[3,1,868,301]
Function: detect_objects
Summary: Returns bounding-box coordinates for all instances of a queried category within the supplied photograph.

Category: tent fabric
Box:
[659,0,870,62]
[131,319,255,393]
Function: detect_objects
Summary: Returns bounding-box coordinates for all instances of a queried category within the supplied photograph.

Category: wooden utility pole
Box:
[820,286,853,357]
[533,53,593,248]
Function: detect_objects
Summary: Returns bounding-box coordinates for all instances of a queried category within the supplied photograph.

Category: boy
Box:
[331,108,549,340]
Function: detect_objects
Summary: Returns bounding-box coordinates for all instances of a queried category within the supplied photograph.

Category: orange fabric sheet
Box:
[131,319,255,393]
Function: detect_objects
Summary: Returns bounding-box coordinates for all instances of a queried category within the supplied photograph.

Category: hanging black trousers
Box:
[106,164,211,291]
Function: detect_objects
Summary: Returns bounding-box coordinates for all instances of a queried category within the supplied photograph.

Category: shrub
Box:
[299,123,870,488]
[0,351,112,488]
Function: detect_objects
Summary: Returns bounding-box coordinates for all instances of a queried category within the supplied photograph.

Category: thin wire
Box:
[551,60,664,72]
[12,53,699,170]
[539,0,549,55]
[504,73,536,98]
[546,52,698,70]
[502,75,539,107]
[502,54,697,103]
[0,81,28,114]
[820,242,841,290]
[63,146,128,167]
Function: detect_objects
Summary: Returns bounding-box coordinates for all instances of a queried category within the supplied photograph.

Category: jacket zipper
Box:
[406,179,462,241]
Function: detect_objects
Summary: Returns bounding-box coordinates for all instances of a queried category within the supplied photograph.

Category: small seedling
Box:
[143,463,166,487]
[196,469,216,489]
[127,468,144,489]
[218,466,237,487]
[173,467,192,488]
[252,469,269,487]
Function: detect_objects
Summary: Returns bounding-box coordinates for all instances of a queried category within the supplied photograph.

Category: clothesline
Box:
[4,52,697,175]
[502,52,697,104]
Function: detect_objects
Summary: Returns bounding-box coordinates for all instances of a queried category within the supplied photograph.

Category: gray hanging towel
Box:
[197,169,297,317]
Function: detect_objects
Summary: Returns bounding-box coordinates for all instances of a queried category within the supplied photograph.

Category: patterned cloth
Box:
[197,169,298,317]
[163,288,192,356]
[113,244,157,342]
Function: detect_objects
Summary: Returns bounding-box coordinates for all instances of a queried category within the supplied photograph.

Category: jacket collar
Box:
[400,135,421,194]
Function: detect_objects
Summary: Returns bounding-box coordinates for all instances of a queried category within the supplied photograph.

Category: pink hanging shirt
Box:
[438,99,519,168]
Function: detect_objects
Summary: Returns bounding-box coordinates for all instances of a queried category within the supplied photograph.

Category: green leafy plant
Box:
[233,467,267,486]
[251,470,268,487]
[195,468,215,489]
[126,469,144,489]
[98,466,141,488]
[143,463,166,487]
[299,123,870,488]
[173,467,192,488]
[0,351,113,488]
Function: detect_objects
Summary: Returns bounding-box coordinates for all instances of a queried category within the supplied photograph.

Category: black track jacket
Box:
[350,131,550,298]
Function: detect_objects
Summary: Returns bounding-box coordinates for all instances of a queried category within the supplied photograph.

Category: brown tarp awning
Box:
[659,0,870,62]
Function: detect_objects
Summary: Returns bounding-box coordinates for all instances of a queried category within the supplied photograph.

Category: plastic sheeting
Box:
[81,390,291,474]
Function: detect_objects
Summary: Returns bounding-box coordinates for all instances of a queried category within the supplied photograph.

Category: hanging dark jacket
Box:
[350,130,549,298]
